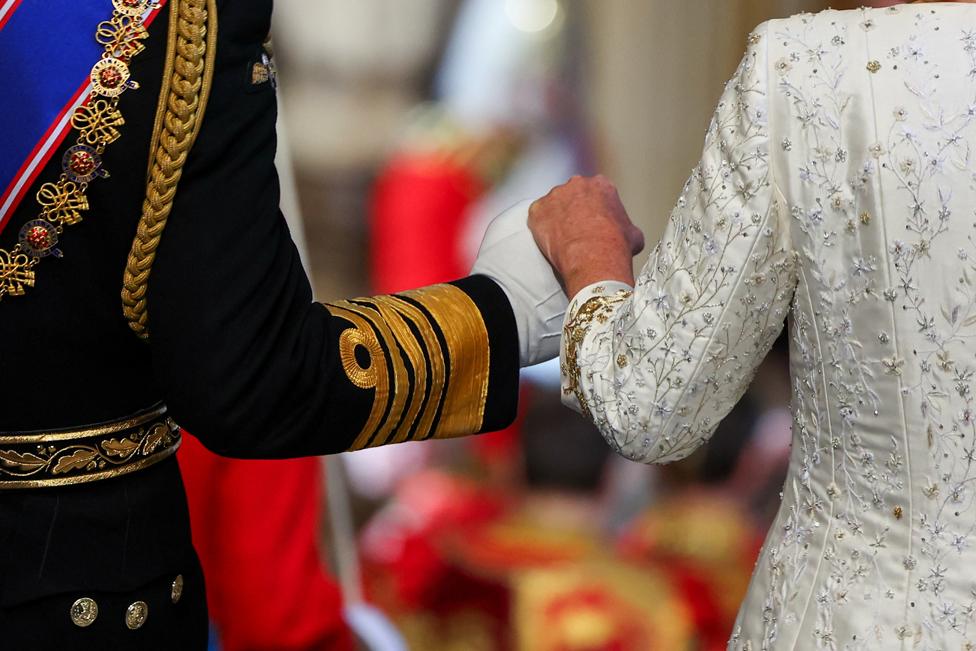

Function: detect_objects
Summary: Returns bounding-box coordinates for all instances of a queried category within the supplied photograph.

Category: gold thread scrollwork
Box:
[71,100,126,147]
[0,250,35,298]
[339,327,381,390]
[37,180,89,226]
[562,291,632,419]
[0,413,181,489]
[96,15,150,60]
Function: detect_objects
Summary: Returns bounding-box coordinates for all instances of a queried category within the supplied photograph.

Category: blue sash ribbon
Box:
[0,0,162,233]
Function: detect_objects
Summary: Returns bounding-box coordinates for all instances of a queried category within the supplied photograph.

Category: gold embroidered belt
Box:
[0,404,181,489]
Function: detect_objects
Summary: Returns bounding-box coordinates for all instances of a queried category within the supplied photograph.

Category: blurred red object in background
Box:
[178,433,354,651]
[370,152,485,295]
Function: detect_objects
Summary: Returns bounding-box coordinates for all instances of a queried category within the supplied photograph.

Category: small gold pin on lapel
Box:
[252,38,277,88]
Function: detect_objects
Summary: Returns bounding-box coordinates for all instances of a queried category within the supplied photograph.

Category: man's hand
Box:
[528,175,644,298]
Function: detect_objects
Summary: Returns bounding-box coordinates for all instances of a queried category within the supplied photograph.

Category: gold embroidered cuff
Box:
[0,405,181,489]
[562,289,633,419]
[325,283,491,451]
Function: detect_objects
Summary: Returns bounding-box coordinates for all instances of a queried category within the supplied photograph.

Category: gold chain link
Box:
[0,0,159,302]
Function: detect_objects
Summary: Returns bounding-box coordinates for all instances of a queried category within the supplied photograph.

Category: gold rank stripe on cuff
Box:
[0,405,181,489]
[325,284,491,451]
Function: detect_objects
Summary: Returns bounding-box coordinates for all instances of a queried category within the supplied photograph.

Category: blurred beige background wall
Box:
[274,0,832,293]
[582,0,823,247]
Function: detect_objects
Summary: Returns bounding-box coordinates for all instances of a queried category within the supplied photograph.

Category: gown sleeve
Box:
[145,23,518,458]
[561,22,797,464]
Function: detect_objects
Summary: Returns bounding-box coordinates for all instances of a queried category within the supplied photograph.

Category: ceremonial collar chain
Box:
[0,0,159,302]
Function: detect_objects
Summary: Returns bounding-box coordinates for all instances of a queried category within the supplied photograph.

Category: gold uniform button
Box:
[70,597,99,627]
[171,575,184,604]
[125,601,149,630]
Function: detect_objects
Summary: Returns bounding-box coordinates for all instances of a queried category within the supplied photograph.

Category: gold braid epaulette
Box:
[121,0,218,340]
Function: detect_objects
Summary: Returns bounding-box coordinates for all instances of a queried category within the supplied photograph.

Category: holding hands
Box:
[471,174,642,367]
[528,175,644,298]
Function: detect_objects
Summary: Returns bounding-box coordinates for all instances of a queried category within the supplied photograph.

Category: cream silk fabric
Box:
[562,4,976,649]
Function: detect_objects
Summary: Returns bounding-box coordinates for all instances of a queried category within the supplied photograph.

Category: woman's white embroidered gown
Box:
[561,4,976,650]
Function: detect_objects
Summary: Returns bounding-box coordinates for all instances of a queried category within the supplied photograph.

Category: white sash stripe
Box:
[0,4,158,226]
[0,1,17,26]
[0,83,92,224]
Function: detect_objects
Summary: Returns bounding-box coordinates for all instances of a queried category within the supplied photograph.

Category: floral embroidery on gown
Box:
[562,5,976,650]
